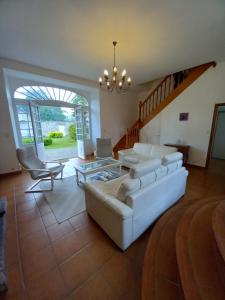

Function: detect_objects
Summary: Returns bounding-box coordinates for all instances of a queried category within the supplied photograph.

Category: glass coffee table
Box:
[74,158,122,185]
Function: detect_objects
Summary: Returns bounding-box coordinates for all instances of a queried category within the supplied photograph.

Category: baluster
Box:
[139,101,142,122]
[145,102,147,119]
[154,91,156,109]
[155,89,158,107]
[159,85,162,103]
[165,78,168,98]
[168,75,172,93]
[169,75,172,94]
[163,81,165,100]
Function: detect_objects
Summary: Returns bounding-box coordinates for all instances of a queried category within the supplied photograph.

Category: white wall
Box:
[0,58,138,174]
[0,69,19,173]
[99,89,138,146]
[0,58,101,174]
[140,60,225,167]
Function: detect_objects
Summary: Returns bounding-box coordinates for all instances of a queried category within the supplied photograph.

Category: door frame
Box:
[12,99,91,159]
[206,102,225,168]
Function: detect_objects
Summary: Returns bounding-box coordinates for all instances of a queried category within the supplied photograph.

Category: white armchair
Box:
[16,146,65,193]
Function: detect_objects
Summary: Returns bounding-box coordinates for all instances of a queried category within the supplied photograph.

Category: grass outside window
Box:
[44,136,76,149]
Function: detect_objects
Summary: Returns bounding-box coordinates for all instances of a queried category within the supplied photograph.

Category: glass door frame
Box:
[12,99,91,160]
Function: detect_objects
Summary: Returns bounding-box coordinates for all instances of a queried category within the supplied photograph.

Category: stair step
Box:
[176,200,225,300]
[142,202,191,300]
[212,200,225,262]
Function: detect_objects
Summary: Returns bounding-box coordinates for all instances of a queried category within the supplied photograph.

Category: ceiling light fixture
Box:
[98,41,131,93]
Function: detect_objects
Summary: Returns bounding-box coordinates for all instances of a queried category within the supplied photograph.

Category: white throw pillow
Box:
[116,178,141,202]
[162,152,183,165]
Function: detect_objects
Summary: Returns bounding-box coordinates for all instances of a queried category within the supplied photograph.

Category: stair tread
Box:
[212,200,225,262]
[176,198,225,300]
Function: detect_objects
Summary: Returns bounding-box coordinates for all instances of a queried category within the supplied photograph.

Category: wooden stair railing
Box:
[113,61,216,155]
[126,120,141,149]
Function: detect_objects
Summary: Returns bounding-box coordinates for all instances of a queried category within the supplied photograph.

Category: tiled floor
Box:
[0,159,225,299]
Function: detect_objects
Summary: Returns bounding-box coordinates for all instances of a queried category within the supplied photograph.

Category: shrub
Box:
[22,137,34,144]
[48,131,63,138]
[44,137,53,146]
[68,124,76,140]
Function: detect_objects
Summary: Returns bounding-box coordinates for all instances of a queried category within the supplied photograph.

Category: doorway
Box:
[206,103,225,168]
[12,85,91,161]
[39,106,77,160]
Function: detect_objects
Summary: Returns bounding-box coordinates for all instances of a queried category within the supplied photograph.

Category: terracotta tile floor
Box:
[0,159,225,299]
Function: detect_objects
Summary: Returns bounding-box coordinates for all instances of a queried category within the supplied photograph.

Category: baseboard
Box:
[0,170,22,178]
[186,163,206,169]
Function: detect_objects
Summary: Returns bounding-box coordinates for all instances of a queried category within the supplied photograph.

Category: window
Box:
[16,105,34,144]
[14,86,89,106]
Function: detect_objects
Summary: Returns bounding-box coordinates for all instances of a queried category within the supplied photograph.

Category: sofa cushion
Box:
[151,145,177,158]
[140,171,156,188]
[162,152,183,165]
[166,160,183,174]
[133,143,152,157]
[116,178,141,202]
[129,159,161,179]
[123,155,140,164]
[155,165,167,180]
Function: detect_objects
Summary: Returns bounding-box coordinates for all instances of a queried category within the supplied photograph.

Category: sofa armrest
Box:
[118,148,135,157]
[85,183,133,220]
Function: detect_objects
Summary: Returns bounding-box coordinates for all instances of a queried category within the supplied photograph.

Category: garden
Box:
[43,124,76,149]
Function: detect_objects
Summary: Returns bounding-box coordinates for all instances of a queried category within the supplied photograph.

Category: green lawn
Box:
[44,137,76,149]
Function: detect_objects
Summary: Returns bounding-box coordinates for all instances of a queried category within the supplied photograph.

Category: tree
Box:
[39,106,67,121]
[71,95,88,106]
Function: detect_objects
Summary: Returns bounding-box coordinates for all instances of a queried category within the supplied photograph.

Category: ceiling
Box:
[0,0,225,85]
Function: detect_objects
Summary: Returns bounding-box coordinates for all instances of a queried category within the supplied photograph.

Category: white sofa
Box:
[85,152,188,250]
[118,142,177,168]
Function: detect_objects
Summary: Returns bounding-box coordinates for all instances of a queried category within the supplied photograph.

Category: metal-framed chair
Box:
[16,146,65,193]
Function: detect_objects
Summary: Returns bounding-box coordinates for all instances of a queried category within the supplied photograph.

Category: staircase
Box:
[113,61,216,155]
[142,195,225,300]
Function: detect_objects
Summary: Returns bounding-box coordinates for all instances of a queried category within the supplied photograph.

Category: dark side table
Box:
[164,144,190,164]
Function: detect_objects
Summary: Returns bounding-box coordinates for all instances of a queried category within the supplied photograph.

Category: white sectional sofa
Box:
[85,152,188,250]
[118,142,177,168]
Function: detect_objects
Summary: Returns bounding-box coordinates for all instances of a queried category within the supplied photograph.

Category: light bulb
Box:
[104,70,109,77]
[113,76,116,82]
[99,77,102,85]
[122,69,126,77]
[107,81,110,86]
[119,81,122,88]
[127,77,131,85]
[113,66,117,74]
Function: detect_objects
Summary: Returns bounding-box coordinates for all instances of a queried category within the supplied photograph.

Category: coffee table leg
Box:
[83,174,86,183]
[76,169,79,185]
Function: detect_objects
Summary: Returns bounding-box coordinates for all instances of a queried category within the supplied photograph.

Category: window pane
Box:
[16,105,29,113]
[22,137,34,144]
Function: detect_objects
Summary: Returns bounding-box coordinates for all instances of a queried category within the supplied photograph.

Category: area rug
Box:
[40,169,126,223]
[40,176,85,223]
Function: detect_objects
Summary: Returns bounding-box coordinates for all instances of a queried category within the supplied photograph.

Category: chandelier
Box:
[98,41,131,93]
